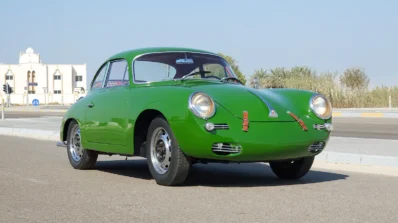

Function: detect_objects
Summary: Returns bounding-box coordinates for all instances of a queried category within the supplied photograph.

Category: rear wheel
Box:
[269,156,314,179]
[146,117,191,186]
[66,120,98,169]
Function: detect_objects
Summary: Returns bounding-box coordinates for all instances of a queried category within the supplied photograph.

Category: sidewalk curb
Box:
[1,127,398,168]
[332,111,398,118]
[0,127,59,141]
[315,151,398,167]
[3,109,67,113]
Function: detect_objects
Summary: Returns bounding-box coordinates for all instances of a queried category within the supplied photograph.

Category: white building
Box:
[0,47,87,105]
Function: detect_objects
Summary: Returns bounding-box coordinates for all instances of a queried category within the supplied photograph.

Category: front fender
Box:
[59,98,88,142]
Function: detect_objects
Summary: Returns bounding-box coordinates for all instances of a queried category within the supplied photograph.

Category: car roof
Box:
[107,47,218,61]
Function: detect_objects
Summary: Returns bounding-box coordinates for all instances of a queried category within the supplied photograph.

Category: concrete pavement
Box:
[1,135,397,223]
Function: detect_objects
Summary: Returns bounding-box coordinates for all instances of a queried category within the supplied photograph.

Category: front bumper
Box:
[173,110,332,162]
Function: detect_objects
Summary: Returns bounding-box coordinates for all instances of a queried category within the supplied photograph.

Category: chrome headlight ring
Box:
[310,94,332,120]
[188,92,216,119]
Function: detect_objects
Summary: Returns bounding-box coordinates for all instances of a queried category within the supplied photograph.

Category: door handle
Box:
[87,103,94,108]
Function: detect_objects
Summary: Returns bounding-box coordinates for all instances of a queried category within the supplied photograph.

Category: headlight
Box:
[188,92,216,119]
[310,94,332,120]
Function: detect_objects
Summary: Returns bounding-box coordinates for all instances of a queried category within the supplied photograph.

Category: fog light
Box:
[205,122,215,131]
[325,123,333,131]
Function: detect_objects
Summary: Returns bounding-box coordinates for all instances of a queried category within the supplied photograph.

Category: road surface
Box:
[331,117,398,139]
[0,135,397,222]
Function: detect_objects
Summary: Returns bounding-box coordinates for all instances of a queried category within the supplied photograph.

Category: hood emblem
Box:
[287,111,308,131]
[269,109,278,118]
[242,111,249,132]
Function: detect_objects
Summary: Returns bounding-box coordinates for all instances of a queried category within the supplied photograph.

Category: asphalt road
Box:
[2,111,398,140]
[1,135,398,223]
[331,117,398,140]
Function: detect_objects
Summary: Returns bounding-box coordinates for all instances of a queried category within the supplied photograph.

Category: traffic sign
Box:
[32,99,40,106]
[28,82,38,86]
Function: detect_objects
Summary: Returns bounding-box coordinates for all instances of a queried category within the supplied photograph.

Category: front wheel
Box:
[146,117,191,186]
[66,120,98,169]
[269,156,314,179]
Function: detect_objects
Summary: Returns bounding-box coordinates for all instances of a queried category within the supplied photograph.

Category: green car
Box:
[56,47,333,186]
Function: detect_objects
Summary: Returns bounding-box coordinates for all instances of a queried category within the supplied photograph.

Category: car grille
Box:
[308,141,326,153]
[212,143,241,154]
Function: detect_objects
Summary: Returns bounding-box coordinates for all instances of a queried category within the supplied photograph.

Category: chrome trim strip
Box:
[213,124,229,130]
[89,61,110,90]
[247,89,278,118]
[131,51,228,85]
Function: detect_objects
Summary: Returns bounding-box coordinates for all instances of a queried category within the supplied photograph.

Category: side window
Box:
[134,61,176,82]
[91,63,108,89]
[105,60,129,87]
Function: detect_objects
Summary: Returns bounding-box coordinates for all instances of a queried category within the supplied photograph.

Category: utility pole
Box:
[1,98,4,120]
[6,84,9,107]
[389,87,392,111]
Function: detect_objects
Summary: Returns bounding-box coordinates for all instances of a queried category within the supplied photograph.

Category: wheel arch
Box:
[133,109,168,157]
[62,118,81,141]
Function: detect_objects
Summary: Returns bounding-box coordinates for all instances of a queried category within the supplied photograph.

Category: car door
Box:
[83,61,109,144]
[84,59,130,150]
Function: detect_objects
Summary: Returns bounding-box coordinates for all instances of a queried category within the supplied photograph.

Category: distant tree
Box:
[218,53,247,85]
[267,67,290,88]
[248,68,268,88]
[340,68,370,91]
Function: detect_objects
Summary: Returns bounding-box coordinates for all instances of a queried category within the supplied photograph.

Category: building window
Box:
[75,76,83,82]
[6,75,13,80]
[54,90,62,94]
[54,75,61,80]
[31,71,36,93]
[28,90,36,94]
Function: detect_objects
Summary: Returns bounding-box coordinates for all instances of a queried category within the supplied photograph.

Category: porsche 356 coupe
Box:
[56,47,333,186]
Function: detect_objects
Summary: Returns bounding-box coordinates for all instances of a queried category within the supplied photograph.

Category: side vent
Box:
[213,124,229,130]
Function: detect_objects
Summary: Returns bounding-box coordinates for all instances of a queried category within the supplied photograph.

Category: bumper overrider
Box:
[56,141,67,147]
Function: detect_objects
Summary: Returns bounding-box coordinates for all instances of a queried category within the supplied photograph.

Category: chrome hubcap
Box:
[69,125,83,162]
[150,127,172,174]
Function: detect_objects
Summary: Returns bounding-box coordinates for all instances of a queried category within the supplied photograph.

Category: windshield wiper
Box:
[221,77,243,85]
[181,71,211,80]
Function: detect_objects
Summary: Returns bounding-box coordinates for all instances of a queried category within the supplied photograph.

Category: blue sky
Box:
[1,0,397,88]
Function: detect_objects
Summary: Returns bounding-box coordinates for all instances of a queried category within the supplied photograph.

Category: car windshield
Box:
[133,52,239,83]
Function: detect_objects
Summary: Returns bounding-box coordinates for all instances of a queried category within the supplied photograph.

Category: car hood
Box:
[182,82,298,122]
